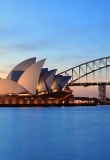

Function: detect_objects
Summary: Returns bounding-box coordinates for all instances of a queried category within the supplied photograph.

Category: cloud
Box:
[14,41,53,51]
[0,24,22,42]
[0,40,53,55]
[53,55,87,68]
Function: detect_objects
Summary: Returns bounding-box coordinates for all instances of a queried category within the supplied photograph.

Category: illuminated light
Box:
[18,93,30,96]
[27,100,30,103]
[53,89,58,93]
[39,92,47,95]
[47,97,55,99]
[5,100,8,104]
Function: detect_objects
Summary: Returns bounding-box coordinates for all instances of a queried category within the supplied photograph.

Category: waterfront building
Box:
[0,57,98,106]
[0,57,71,97]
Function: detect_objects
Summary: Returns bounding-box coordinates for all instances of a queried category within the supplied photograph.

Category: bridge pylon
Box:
[98,84,106,103]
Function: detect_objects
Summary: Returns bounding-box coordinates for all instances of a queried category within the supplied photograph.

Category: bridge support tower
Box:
[98,84,106,103]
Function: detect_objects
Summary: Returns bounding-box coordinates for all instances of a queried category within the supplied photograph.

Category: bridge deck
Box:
[68,82,110,86]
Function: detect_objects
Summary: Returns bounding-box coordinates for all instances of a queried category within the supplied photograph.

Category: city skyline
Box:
[0,0,110,97]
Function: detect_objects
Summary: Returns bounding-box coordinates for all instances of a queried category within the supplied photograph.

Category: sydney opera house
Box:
[0,57,74,106]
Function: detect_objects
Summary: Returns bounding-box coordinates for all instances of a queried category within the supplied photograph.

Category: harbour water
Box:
[0,106,110,160]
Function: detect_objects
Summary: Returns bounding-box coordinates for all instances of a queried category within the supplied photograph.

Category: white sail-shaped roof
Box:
[51,75,63,91]
[61,76,71,89]
[18,59,46,95]
[45,69,57,93]
[38,69,57,93]
[37,68,48,93]
[6,57,36,82]
[0,79,26,95]
[51,75,71,91]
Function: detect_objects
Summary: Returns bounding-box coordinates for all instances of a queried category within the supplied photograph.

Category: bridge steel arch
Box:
[59,56,110,85]
[59,56,110,103]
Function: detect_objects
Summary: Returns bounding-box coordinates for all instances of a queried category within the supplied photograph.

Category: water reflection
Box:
[0,106,110,160]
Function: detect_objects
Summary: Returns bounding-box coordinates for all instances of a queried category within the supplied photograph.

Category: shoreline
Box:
[0,103,97,107]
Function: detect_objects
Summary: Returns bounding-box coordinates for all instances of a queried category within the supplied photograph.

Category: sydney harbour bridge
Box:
[59,56,110,102]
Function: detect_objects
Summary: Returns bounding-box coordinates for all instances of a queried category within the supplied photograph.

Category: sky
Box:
[0,0,110,97]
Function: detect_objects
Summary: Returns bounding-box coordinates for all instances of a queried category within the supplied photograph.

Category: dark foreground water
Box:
[0,106,110,160]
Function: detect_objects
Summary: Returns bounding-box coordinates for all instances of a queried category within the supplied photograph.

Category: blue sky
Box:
[0,0,110,97]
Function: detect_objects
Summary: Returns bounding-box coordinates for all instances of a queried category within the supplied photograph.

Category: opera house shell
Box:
[0,57,71,96]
